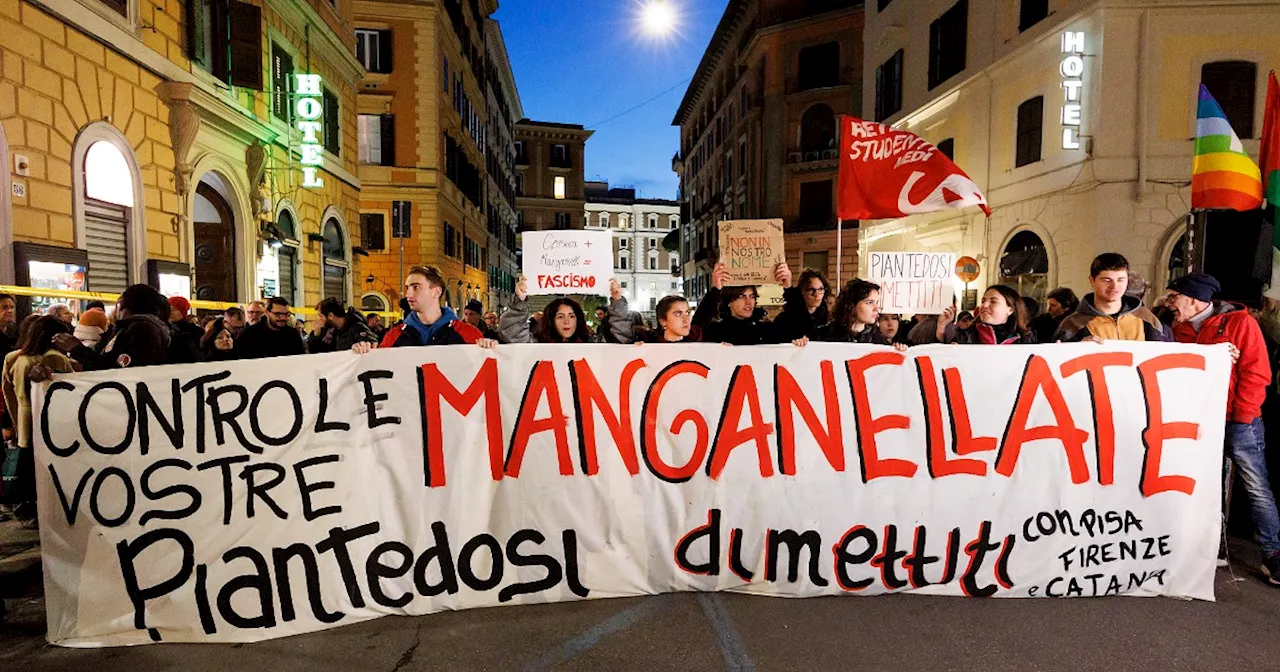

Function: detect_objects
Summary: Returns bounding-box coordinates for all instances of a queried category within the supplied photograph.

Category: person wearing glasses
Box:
[693,261,789,345]
[234,296,305,359]
[774,265,831,341]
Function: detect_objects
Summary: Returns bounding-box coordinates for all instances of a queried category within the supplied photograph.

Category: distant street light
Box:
[640,0,678,37]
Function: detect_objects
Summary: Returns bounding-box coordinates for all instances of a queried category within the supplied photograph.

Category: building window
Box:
[620,238,628,249]
[515,174,524,196]
[1202,61,1258,139]
[928,0,967,90]
[1015,96,1044,167]
[936,138,955,160]
[442,55,449,93]
[648,215,658,229]
[515,140,527,164]
[802,251,830,275]
[355,29,392,74]
[554,176,566,200]
[358,114,395,166]
[271,43,293,121]
[360,213,386,251]
[800,104,836,153]
[648,256,657,270]
[100,0,127,16]
[600,212,610,227]
[551,144,569,168]
[1019,0,1048,32]
[555,212,570,229]
[322,218,347,301]
[443,222,457,258]
[323,88,340,156]
[797,42,840,91]
[798,180,833,230]
[875,50,904,121]
[619,255,628,270]
[999,230,1049,303]
[188,0,263,89]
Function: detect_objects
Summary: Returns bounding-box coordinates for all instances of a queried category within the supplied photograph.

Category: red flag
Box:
[836,116,991,220]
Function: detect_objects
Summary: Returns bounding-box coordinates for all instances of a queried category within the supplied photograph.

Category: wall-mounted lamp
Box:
[307,232,326,244]
[352,246,370,258]
[365,274,375,286]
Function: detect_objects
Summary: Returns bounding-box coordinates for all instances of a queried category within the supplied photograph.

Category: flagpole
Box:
[835,218,843,289]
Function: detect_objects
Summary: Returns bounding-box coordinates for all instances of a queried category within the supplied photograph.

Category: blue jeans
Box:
[1226,419,1280,556]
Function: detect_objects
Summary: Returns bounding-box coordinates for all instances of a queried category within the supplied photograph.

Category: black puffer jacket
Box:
[773,287,829,341]
[70,314,171,370]
[307,309,379,352]
[813,322,890,345]
[692,287,786,345]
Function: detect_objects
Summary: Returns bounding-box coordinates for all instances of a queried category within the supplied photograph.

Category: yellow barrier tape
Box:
[0,285,400,320]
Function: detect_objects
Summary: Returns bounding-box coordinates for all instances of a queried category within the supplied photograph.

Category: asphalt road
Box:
[3,539,1280,672]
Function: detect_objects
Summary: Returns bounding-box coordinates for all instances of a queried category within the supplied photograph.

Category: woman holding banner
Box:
[641,295,700,343]
[692,261,791,345]
[936,285,1036,345]
[2,316,76,528]
[793,279,907,351]
[493,276,634,345]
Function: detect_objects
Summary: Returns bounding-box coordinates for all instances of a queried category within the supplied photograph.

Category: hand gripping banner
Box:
[34,342,1228,646]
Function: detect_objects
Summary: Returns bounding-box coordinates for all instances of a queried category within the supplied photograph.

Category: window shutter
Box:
[271,45,292,120]
[227,0,263,90]
[187,0,208,67]
[361,213,385,251]
[323,89,340,155]
[380,114,395,166]
[378,30,393,73]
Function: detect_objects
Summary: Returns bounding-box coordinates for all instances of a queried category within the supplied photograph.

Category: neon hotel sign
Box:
[295,74,325,188]
[1060,32,1084,150]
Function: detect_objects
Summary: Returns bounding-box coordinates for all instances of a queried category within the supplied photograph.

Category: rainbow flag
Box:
[1193,84,1263,211]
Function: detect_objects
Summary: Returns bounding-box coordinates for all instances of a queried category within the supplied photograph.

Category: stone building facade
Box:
[673,0,865,306]
[584,181,680,319]
[860,0,1280,306]
[0,0,364,312]
[353,0,503,313]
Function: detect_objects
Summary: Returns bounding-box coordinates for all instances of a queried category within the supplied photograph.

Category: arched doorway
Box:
[361,292,388,312]
[273,207,300,304]
[322,217,348,301]
[800,104,836,154]
[193,173,237,301]
[82,141,136,293]
[999,230,1049,303]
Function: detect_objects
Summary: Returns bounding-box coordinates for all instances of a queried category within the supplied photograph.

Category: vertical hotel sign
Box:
[295,74,324,188]
[1060,32,1084,150]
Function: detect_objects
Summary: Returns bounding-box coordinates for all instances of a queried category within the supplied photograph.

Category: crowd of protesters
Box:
[0,252,1278,588]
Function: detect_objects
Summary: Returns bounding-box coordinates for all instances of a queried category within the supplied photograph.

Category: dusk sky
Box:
[494,0,730,200]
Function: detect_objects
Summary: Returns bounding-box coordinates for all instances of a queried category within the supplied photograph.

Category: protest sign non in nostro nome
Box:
[718,219,785,285]
[36,342,1227,646]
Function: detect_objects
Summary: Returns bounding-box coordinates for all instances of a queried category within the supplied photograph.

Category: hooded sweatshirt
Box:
[1054,294,1167,342]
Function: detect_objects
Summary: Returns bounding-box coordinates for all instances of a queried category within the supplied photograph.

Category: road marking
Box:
[522,596,668,671]
[696,594,756,672]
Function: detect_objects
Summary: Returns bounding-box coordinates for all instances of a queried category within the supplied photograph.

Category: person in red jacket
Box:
[354,266,481,352]
[1166,272,1280,583]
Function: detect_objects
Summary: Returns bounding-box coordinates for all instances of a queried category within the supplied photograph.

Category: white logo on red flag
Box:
[837,116,991,221]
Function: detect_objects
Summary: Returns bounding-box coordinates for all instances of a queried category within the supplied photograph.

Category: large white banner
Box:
[35,343,1229,647]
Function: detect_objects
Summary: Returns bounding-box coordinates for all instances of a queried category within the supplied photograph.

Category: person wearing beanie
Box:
[1166,271,1280,584]
[462,298,500,341]
[166,295,205,364]
[74,308,109,349]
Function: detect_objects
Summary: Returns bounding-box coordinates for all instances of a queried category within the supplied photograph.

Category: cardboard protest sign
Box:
[868,251,957,315]
[521,230,613,296]
[37,342,1228,646]
[718,219,785,285]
